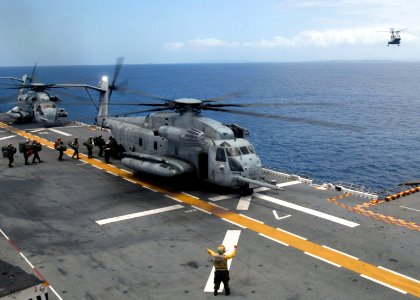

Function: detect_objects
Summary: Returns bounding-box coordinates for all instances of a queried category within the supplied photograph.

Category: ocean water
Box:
[1,62,420,191]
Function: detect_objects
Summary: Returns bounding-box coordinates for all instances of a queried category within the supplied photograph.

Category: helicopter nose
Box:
[43,108,57,123]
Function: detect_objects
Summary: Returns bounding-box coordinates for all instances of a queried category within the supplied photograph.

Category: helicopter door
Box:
[198,153,208,179]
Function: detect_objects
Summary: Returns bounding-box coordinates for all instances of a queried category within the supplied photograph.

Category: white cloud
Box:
[164,27,419,51]
[164,42,185,51]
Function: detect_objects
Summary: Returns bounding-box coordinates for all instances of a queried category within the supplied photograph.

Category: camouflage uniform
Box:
[7,144,17,167]
[31,140,43,163]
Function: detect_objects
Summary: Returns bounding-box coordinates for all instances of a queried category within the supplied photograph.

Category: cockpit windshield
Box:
[226,147,241,157]
[239,146,250,155]
[41,103,56,109]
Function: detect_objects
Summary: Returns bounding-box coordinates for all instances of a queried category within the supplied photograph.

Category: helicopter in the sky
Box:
[76,59,359,194]
[0,66,85,124]
[380,28,407,46]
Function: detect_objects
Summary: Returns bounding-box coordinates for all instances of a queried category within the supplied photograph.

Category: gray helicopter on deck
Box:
[75,59,359,194]
[0,66,87,124]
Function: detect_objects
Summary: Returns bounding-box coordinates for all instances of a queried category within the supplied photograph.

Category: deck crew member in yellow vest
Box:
[206,244,237,296]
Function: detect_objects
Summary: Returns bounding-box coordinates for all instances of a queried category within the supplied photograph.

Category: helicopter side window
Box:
[239,146,250,155]
[216,148,226,162]
[226,147,241,157]
[228,158,244,172]
[139,138,143,146]
[154,141,158,150]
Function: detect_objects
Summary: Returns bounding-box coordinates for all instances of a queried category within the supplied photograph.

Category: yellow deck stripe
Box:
[1,122,419,297]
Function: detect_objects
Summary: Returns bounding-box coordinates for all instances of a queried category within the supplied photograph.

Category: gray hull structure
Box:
[0,117,419,299]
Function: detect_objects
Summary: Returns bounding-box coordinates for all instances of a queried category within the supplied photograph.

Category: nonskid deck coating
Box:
[0,119,419,299]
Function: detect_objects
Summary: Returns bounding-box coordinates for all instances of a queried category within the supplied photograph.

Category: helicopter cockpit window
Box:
[247,145,255,154]
[216,148,226,162]
[40,103,56,109]
[239,146,250,155]
[228,158,244,172]
[226,147,241,157]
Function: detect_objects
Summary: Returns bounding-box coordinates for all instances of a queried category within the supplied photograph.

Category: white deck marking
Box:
[124,178,138,184]
[192,205,212,215]
[120,169,133,174]
[204,230,241,293]
[277,228,307,240]
[273,211,291,220]
[0,135,16,140]
[29,128,45,133]
[304,252,341,267]
[0,228,10,240]
[20,252,34,269]
[322,245,359,260]
[92,165,102,170]
[48,128,72,136]
[378,266,420,284]
[236,195,252,210]
[276,180,302,188]
[106,171,118,176]
[222,218,247,229]
[209,194,237,201]
[259,233,289,246]
[360,274,407,294]
[143,186,157,192]
[239,214,264,224]
[182,192,199,199]
[164,195,183,203]
[209,202,229,210]
[95,204,184,225]
[49,285,64,300]
[254,193,359,228]
[400,206,420,212]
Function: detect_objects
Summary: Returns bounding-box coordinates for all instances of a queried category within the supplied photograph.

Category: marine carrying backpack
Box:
[1,146,8,158]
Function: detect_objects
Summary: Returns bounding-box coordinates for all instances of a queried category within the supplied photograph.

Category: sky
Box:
[1,0,419,66]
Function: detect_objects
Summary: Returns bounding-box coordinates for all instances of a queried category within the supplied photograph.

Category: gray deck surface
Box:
[0,117,419,299]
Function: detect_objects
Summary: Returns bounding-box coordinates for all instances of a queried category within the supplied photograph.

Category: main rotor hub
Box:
[173,98,203,113]
[174,98,202,105]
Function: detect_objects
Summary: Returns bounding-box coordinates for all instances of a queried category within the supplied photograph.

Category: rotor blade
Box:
[202,92,243,103]
[54,90,91,102]
[122,89,174,102]
[107,102,166,106]
[205,107,363,131]
[112,107,171,116]
[205,103,247,108]
[29,63,37,83]
[67,102,166,107]
[111,57,124,88]
[206,101,334,109]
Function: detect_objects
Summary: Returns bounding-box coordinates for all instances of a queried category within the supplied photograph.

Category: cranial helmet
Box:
[217,245,226,254]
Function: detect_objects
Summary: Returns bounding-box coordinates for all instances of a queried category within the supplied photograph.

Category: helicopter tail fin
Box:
[96,76,110,123]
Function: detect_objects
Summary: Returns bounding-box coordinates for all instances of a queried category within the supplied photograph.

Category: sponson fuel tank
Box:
[121,152,195,177]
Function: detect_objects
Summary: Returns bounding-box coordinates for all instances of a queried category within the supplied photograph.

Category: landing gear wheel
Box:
[240,184,253,196]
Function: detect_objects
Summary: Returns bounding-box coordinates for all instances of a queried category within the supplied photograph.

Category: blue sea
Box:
[1,62,420,191]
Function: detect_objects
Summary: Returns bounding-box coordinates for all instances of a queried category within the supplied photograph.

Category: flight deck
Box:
[0,118,419,299]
